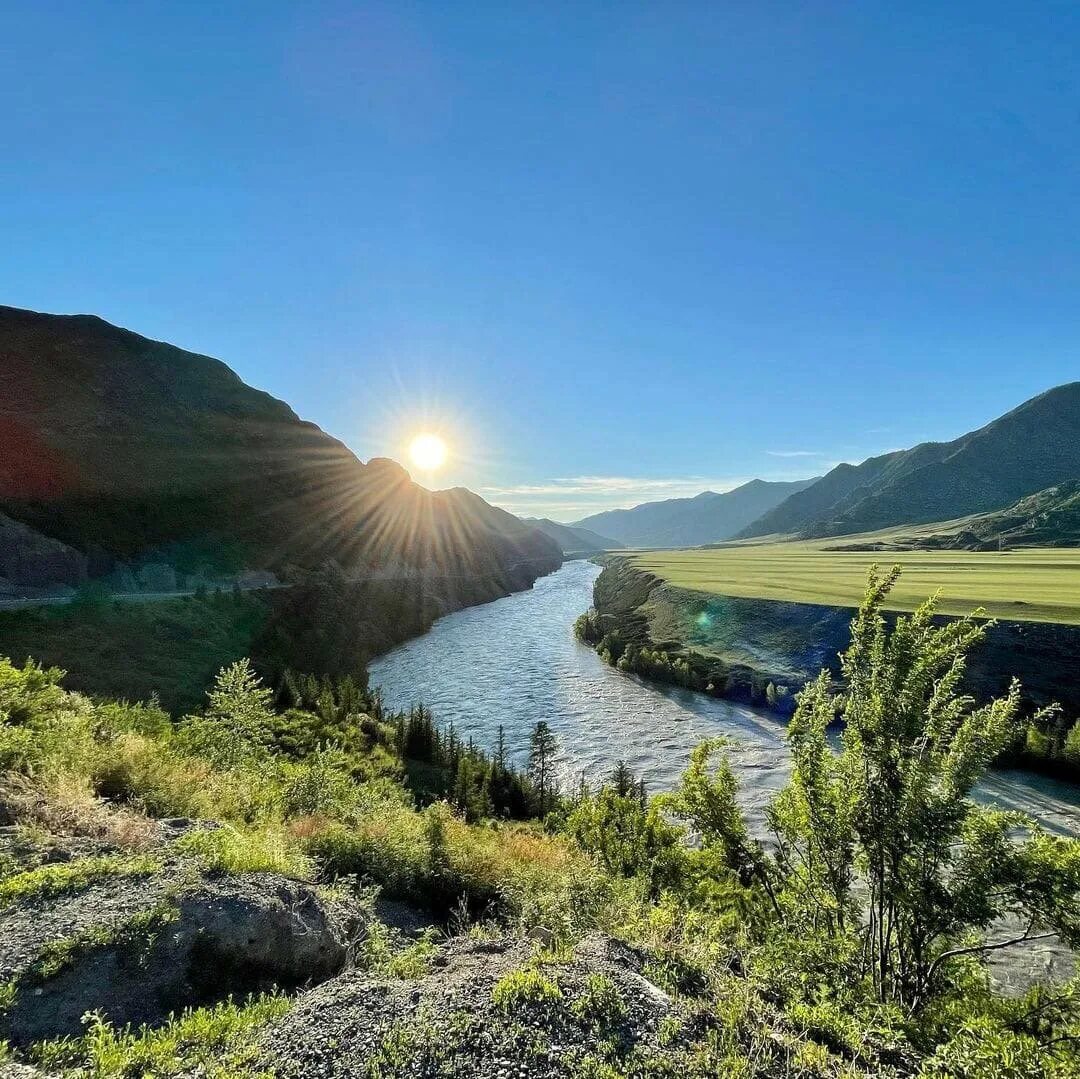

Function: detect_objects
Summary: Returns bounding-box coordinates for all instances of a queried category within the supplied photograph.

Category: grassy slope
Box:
[0,594,270,713]
[631,541,1080,625]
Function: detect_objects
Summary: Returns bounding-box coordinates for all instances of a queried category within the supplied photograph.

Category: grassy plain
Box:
[630,541,1080,625]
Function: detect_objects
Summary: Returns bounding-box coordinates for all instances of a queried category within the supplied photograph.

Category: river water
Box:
[370,560,1080,839]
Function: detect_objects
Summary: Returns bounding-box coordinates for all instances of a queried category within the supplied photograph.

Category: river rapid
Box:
[370,560,1080,839]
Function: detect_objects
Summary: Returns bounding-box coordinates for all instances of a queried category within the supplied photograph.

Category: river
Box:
[370,560,1080,839]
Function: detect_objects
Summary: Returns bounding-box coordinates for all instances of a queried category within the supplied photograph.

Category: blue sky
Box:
[3,2,1080,521]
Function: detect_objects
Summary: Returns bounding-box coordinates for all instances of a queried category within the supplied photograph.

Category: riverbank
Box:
[580,555,1080,781]
[0,555,561,714]
[369,561,1080,845]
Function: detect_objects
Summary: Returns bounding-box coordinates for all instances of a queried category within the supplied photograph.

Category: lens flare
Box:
[409,432,448,472]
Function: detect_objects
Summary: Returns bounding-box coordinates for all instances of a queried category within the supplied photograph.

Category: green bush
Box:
[175,825,312,878]
[491,966,562,1011]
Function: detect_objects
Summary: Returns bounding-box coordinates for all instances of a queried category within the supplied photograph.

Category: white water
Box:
[370,560,1080,839]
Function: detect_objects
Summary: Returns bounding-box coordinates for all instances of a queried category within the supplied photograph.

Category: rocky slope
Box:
[572,478,819,548]
[741,382,1080,539]
[0,820,709,1079]
[0,306,560,586]
[258,934,678,1079]
[831,480,1080,551]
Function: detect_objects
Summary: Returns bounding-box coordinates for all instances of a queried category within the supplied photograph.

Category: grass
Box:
[31,993,289,1078]
[175,825,314,879]
[0,854,162,910]
[631,540,1080,625]
[491,966,563,1011]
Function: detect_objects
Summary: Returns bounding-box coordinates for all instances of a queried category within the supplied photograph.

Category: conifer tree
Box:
[529,720,559,815]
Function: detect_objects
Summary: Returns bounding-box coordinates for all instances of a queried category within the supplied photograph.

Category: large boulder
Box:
[1,874,360,1045]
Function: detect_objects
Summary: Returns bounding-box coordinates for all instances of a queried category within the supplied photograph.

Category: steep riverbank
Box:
[0,555,561,714]
[581,555,1080,765]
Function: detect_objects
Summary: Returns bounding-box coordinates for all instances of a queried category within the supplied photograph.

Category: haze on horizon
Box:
[4,2,1080,521]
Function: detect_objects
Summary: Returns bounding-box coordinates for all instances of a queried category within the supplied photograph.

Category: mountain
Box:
[741,383,1080,540]
[735,453,902,539]
[521,518,623,555]
[571,479,820,548]
[829,480,1080,552]
[0,513,87,592]
[0,305,561,584]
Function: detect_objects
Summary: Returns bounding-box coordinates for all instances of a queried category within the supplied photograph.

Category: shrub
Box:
[175,825,312,878]
[281,747,362,820]
[570,973,626,1027]
[491,966,562,1011]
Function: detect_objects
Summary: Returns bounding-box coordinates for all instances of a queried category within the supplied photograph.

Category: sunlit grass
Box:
[631,542,1080,624]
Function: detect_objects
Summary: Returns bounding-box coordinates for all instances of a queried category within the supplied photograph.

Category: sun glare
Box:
[409,432,448,472]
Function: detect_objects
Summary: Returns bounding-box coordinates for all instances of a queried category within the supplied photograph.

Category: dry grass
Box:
[1,772,157,849]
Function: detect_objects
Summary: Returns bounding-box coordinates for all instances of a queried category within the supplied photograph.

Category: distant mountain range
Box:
[571,479,819,548]
[521,518,623,555]
[0,305,561,588]
[740,382,1080,540]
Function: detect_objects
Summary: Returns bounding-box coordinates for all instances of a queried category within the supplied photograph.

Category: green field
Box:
[630,542,1080,625]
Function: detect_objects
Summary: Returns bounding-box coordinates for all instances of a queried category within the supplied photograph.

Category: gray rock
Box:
[259,933,676,1079]
[0,1062,56,1079]
[1,873,361,1045]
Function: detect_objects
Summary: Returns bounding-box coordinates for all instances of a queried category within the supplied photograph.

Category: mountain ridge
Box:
[571,478,820,548]
[0,304,561,586]
[520,517,623,554]
[740,382,1080,539]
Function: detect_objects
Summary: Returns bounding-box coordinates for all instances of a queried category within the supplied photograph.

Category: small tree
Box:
[181,659,274,770]
[768,566,1080,1009]
[662,738,774,898]
[529,720,559,815]
[610,759,637,799]
[566,783,683,896]
[1065,718,1080,766]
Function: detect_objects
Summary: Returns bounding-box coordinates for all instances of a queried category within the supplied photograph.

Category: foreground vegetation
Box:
[631,543,1080,625]
[1,568,1078,1076]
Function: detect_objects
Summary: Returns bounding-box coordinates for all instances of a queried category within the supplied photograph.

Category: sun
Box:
[409,432,448,472]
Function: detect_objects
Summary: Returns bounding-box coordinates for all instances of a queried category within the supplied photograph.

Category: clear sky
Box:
[3,2,1080,521]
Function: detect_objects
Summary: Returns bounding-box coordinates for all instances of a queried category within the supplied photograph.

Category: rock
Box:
[1,873,361,1045]
[0,1063,55,1079]
[258,933,676,1078]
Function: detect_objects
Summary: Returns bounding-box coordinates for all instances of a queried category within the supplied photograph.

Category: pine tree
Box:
[610,759,636,798]
[529,720,559,815]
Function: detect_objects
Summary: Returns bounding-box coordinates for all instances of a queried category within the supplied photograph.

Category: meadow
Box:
[630,541,1080,625]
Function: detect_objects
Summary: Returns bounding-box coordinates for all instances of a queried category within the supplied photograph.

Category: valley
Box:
[7,11,1080,1074]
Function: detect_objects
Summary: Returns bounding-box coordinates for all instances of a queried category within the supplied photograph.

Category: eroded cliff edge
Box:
[582,555,1080,722]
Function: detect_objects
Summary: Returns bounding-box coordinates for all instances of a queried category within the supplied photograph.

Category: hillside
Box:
[741,383,1080,539]
[1,651,1076,1078]
[572,478,818,548]
[0,306,560,586]
[521,517,622,554]
[591,538,1080,749]
[827,480,1080,552]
